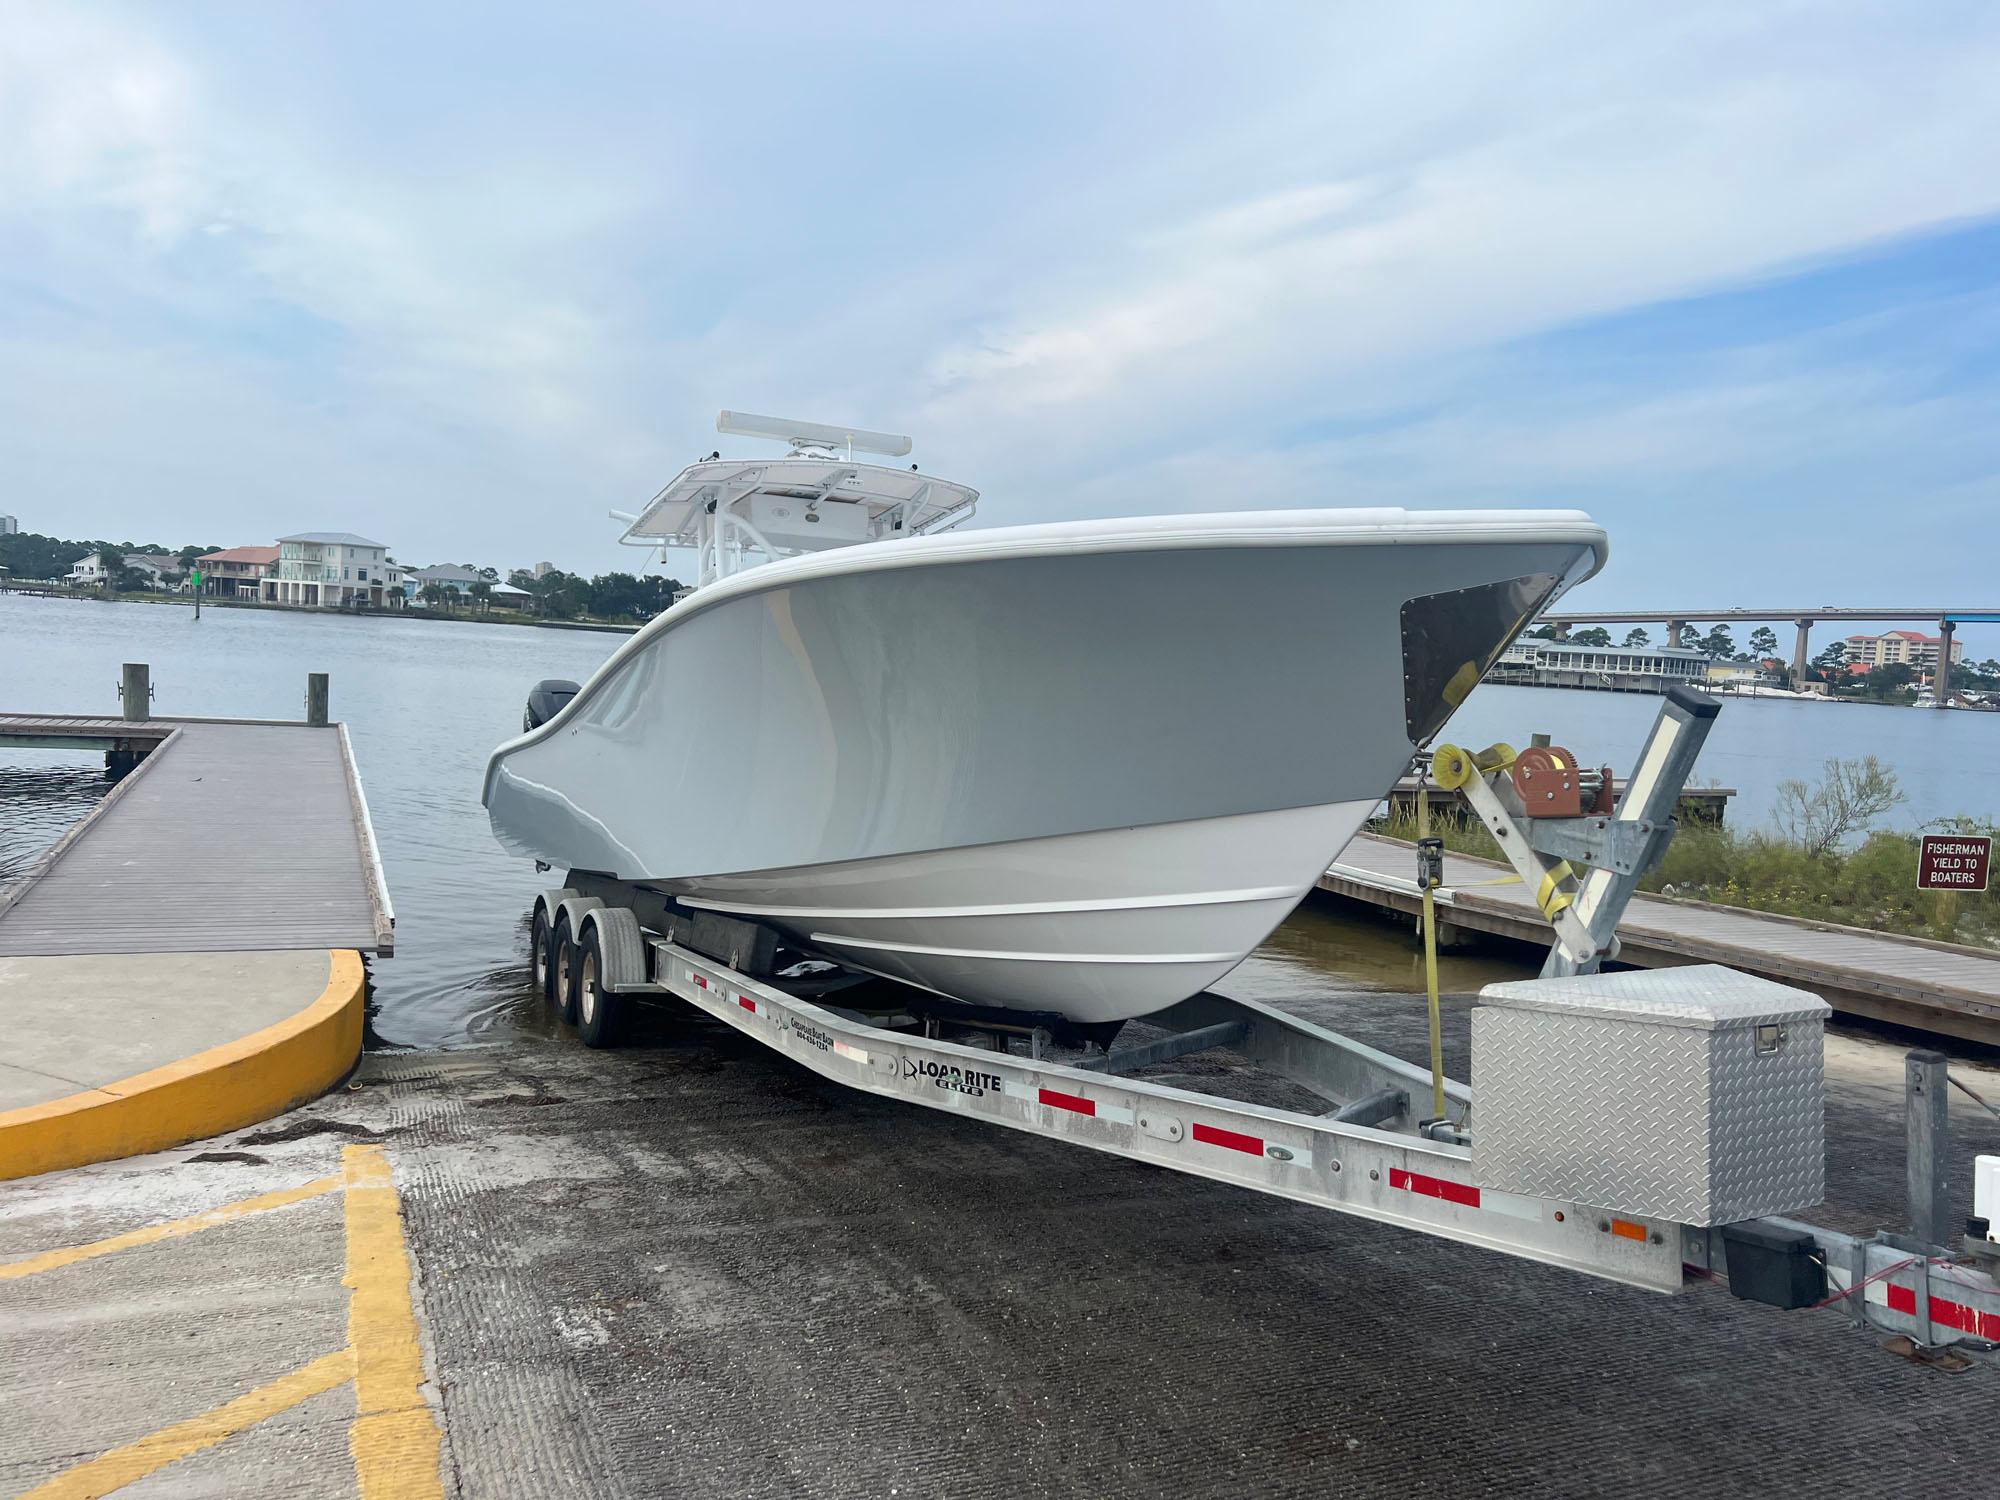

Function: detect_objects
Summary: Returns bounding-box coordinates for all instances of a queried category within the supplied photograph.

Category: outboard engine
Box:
[524,678,580,733]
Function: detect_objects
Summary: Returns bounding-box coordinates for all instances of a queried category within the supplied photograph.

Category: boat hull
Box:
[486,509,1604,1020]
[667,800,1377,1022]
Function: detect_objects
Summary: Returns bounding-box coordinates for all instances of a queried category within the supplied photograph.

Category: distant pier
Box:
[1321,833,2000,1046]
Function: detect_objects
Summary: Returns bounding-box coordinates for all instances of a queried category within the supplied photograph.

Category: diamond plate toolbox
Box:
[1470,965,1830,1226]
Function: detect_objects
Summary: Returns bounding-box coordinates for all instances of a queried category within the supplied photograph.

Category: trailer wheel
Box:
[575,923,626,1049]
[550,896,603,1026]
[532,902,553,994]
[531,888,577,1008]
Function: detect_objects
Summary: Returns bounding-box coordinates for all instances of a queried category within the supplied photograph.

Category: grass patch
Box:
[1374,808,1503,860]
[1639,823,2000,948]
[1371,800,1999,950]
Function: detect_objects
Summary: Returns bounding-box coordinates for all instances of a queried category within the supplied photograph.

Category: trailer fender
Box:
[578,906,647,993]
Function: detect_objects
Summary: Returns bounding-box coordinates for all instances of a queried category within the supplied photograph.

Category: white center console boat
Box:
[485,411,1607,1024]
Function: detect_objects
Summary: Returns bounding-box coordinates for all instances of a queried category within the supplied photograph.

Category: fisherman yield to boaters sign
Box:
[1917,834,1992,892]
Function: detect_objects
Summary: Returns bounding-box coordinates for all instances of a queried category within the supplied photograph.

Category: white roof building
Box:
[264,532,399,609]
[67,551,177,585]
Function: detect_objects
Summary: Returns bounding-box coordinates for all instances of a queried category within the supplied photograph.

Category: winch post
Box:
[1443,752,1602,966]
[1542,686,1719,978]
[1415,771,1447,1119]
[1906,1050,1952,1250]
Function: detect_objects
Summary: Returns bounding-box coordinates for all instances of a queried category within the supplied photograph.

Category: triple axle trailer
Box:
[523,689,2000,1353]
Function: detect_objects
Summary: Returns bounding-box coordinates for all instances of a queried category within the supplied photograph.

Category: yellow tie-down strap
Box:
[1535,861,1577,918]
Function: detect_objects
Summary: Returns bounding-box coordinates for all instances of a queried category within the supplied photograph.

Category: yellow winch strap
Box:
[1535,860,1576,918]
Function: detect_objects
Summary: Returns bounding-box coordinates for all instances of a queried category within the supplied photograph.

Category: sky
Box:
[3,3,1998,652]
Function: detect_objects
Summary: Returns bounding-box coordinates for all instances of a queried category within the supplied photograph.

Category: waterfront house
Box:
[410,564,531,609]
[262,532,397,608]
[193,545,279,597]
[66,551,178,588]
[1704,660,1777,690]
[410,563,486,599]
[1489,638,1708,694]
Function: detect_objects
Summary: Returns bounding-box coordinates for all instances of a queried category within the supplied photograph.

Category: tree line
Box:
[501,569,686,621]
[0,532,223,589]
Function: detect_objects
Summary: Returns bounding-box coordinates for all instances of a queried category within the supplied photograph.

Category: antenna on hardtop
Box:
[716,410,913,460]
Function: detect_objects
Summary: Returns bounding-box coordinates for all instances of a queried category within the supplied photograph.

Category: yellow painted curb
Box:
[0,950,365,1182]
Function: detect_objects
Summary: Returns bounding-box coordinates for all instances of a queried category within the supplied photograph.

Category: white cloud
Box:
[2,0,1999,598]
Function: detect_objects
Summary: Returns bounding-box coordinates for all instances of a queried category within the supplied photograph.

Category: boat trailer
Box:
[527,687,2000,1355]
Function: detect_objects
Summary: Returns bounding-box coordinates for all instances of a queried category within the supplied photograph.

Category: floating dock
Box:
[1321,833,2000,1045]
[0,670,390,1178]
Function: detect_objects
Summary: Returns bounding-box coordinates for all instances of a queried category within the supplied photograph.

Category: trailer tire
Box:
[531,888,577,1006]
[551,896,603,1026]
[575,920,628,1049]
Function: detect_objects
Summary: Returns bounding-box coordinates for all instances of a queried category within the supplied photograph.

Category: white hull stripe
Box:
[809,932,1240,964]
[681,885,1300,922]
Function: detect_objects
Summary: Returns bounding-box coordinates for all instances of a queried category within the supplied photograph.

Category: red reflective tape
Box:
[1038,1087,1096,1116]
[1881,1279,2000,1336]
[1389,1167,1482,1209]
[1191,1122,1263,1156]
[692,974,709,990]
[1930,1295,1975,1333]
[737,995,756,1013]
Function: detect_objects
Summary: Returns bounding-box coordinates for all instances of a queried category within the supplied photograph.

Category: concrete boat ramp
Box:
[3,980,1995,1498]
[0,690,390,1182]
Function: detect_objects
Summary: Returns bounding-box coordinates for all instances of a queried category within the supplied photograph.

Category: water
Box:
[4,593,1996,1046]
[1439,683,2000,830]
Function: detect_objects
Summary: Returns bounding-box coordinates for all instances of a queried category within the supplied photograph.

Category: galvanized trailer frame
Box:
[540,895,2000,1342]
[528,682,2000,1343]
[552,900,1685,1291]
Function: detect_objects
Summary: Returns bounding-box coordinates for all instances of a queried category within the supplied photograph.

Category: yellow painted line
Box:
[17,1348,355,1500]
[342,1144,444,1499]
[0,1175,339,1281]
[0,950,365,1182]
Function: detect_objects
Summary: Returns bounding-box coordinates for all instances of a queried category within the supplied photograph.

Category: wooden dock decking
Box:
[0,714,173,751]
[1321,833,2000,1045]
[0,717,392,957]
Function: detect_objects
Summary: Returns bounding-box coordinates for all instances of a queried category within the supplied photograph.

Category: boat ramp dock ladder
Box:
[535,877,2000,1353]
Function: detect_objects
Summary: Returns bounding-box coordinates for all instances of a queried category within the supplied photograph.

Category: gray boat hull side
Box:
[485,536,1589,882]
[666,798,1380,1021]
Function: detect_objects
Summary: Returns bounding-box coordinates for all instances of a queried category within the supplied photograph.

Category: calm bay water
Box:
[3,592,1995,1047]
[1439,682,2000,830]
